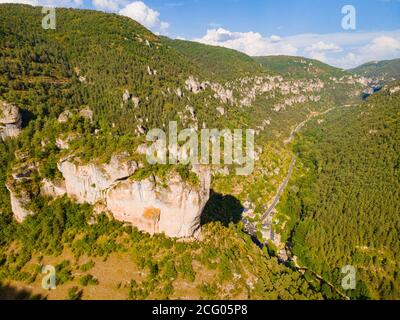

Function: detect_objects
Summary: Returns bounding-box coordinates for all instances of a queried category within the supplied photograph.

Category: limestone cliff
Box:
[5,183,34,222]
[106,169,210,238]
[57,153,138,204]
[56,155,210,238]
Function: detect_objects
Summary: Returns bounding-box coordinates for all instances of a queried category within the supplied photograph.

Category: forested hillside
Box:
[278,83,400,299]
[350,59,400,84]
[254,55,348,79]
[162,37,268,81]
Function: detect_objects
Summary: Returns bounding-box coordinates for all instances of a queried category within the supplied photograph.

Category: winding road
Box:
[261,155,296,222]
[260,107,336,223]
[242,105,350,299]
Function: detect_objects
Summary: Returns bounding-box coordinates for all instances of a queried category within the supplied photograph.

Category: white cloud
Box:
[119,1,169,34]
[92,0,126,11]
[329,36,400,69]
[194,28,298,56]
[304,41,342,63]
[90,1,170,34]
[360,36,400,58]
[0,0,83,7]
[270,35,281,42]
[305,41,342,53]
[0,0,38,4]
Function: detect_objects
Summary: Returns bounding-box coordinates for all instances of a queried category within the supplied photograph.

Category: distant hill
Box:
[350,59,400,84]
[253,55,349,79]
[161,37,268,81]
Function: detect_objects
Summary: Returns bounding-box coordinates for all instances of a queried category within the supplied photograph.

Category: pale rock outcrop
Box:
[6,161,38,222]
[57,152,211,238]
[390,86,400,95]
[136,125,146,135]
[122,89,130,103]
[106,169,210,238]
[58,154,138,204]
[6,183,34,222]
[175,88,183,98]
[41,178,67,198]
[136,143,148,155]
[58,110,73,123]
[0,101,22,140]
[211,83,234,104]
[216,107,225,116]
[79,107,93,122]
[185,76,202,94]
[185,105,195,119]
[56,133,78,150]
[147,66,157,76]
[131,96,140,108]
[185,76,210,94]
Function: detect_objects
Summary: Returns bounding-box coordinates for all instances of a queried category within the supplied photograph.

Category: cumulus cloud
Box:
[119,1,169,34]
[304,41,342,63]
[0,0,38,4]
[270,35,281,43]
[92,0,126,11]
[359,36,400,58]
[305,41,342,53]
[90,1,170,34]
[194,28,298,56]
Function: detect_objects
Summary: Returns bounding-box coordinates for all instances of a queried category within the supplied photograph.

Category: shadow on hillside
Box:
[20,109,34,129]
[0,282,46,300]
[200,190,244,227]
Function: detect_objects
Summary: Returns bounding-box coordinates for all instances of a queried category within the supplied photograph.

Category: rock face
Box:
[0,101,22,140]
[79,107,93,122]
[56,133,78,150]
[57,110,73,123]
[41,178,67,198]
[6,183,34,222]
[58,154,138,204]
[106,171,209,237]
[57,155,211,238]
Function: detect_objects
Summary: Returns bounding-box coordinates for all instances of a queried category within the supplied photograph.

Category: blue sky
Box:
[2,0,400,68]
[148,0,400,38]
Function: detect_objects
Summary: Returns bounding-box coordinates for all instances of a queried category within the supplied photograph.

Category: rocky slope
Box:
[350,58,400,85]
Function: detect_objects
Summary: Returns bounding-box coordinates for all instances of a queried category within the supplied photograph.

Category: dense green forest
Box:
[162,37,269,81]
[254,55,349,79]
[278,84,400,299]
